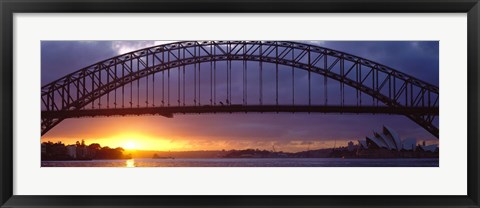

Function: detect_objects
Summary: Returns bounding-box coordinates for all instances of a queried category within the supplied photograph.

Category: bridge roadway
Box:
[42,105,439,119]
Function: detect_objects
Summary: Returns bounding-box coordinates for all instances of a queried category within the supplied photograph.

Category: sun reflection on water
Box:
[126,159,135,167]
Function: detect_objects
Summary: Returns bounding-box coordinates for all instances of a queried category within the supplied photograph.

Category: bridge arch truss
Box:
[41,41,439,137]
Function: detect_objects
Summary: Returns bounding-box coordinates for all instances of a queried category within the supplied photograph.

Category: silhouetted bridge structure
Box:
[41,41,439,137]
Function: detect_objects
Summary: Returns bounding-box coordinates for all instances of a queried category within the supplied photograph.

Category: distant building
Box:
[76,145,87,158]
[66,145,76,159]
[419,144,439,152]
[402,138,417,151]
[347,141,355,152]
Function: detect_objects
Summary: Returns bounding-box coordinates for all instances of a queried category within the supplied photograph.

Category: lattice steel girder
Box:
[41,41,439,137]
[52,54,436,111]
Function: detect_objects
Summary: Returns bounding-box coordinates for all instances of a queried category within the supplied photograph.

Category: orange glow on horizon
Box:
[41,134,439,153]
[41,132,360,152]
[42,132,188,151]
[40,117,439,152]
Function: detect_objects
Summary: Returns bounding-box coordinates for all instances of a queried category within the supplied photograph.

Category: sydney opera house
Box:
[356,126,438,158]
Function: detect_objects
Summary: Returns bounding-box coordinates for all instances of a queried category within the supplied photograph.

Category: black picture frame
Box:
[1,0,479,207]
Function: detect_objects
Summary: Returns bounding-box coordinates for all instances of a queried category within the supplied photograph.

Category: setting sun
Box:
[124,141,137,150]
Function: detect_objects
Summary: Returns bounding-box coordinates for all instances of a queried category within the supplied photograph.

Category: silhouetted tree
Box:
[42,141,129,161]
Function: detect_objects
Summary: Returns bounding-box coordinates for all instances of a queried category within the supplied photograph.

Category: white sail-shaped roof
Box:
[366,136,388,149]
[383,126,402,151]
[374,131,396,150]
[361,127,429,152]
[358,140,368,149]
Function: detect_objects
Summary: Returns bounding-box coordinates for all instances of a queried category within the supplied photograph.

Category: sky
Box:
[41,41,439,152]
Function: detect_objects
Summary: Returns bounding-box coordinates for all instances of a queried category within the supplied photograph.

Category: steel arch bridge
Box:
[41,41,439,137]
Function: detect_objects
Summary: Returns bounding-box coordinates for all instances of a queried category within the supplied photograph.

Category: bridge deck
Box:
[42,105,439,119]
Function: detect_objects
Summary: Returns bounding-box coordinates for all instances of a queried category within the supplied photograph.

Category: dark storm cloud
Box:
[41,41,439,144]
[318,41,439,85]
[41,41,116,84]
[41,41,165,84]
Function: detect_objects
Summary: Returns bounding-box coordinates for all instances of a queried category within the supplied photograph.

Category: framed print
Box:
[1,0,479,207]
